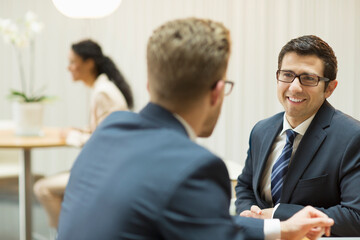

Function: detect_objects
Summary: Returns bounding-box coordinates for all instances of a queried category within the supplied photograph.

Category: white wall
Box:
[0,0,359,176]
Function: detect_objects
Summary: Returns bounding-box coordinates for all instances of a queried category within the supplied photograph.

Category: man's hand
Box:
[280,206,334,240]
[239,205,273,219]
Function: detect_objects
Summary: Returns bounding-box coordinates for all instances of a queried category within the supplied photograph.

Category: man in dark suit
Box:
[58,19,333,240]
[235,35,360,237]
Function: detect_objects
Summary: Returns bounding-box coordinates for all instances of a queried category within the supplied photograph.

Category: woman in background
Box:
[33,39,133,230]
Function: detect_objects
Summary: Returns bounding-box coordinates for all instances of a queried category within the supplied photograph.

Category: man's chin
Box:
[197,129,214,138]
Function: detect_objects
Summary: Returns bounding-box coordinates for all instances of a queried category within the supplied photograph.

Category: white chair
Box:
[224,160,243,216]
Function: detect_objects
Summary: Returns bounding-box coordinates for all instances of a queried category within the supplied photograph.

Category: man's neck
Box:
[285,113,318,129]
[150,99,207,137]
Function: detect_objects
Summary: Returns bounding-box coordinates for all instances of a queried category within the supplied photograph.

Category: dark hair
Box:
[72,39,134,109]
[278,35,337,89]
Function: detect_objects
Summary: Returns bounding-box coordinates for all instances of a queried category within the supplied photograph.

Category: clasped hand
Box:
[240,205,334,240]
[240,205,273,219]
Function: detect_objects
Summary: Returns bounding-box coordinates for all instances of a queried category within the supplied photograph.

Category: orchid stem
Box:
[15,48,27,97]
[30,39,35,96]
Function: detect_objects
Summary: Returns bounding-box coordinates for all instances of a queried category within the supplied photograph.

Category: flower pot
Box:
[12,102,44,136]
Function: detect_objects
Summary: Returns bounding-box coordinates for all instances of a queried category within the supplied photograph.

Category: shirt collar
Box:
[173,113,197,142]
[92,73,107,89]
[281,113,316,136]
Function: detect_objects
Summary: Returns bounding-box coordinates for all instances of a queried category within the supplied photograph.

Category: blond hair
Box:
[147,18,231,104]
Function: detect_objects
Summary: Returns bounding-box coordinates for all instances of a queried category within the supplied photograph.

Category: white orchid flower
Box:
[0,11,45,101]
[24,11,37,22]
[29,21,43,33]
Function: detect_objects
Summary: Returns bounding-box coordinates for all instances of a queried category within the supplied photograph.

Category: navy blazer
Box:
[235,100,360,236]
[58,103,263,240]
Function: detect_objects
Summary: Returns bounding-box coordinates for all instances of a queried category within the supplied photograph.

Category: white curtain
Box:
[0,0,359,177]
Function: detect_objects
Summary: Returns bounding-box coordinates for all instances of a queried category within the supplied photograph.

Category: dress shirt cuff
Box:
[272,203,280,218]
[264,219,281,240]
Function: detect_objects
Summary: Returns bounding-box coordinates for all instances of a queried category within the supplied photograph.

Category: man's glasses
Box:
[276,70,330,87]
[211,80,234,96]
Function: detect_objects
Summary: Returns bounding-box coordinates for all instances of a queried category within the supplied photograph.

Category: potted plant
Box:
[0,11,52,136]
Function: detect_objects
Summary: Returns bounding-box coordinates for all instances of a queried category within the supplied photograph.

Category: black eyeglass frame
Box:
[276,70,330,87]
[211,80,234,96]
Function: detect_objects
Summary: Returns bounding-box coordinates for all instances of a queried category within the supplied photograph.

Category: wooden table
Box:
[0,127,66,240]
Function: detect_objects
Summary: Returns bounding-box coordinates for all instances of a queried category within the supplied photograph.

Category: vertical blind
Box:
[0,0,359,175]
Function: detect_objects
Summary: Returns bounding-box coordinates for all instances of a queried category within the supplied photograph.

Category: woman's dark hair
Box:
[72,39,134,109]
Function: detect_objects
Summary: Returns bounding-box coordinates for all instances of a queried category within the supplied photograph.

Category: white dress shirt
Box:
[259,113,315,240]
[260,113,316,206]
[173,113,197,141]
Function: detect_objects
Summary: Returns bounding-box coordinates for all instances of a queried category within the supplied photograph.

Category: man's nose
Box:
[288,77,303,92]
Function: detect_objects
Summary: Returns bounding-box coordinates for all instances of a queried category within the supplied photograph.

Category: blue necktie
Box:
[271,129,297,205]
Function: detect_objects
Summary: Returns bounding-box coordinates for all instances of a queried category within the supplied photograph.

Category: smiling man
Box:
[235,35,360,237]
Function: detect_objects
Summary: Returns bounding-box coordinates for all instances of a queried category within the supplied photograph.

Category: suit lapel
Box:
[280,101,334,203]
[254,115,283,207]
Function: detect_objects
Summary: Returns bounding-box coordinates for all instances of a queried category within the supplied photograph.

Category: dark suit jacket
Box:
[235,100,360,236]
[58,103,263,240]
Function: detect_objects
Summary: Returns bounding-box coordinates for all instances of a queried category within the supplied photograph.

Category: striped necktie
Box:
[271,129,298,205]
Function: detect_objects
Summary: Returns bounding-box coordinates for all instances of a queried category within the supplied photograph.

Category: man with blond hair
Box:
[58,18,333,240]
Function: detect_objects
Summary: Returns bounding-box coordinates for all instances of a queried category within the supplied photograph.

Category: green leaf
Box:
[8,90,30,102]
[7,89,56,103]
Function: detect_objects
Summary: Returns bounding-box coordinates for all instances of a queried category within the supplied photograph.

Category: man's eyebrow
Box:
[282,70,318,75]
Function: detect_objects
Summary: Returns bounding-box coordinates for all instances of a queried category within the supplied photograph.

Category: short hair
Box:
[278,35,337,88]
[147,18,231,103]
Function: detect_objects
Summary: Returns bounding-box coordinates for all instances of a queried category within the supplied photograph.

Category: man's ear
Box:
[210,80,225,105]
[325,80,338,98]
